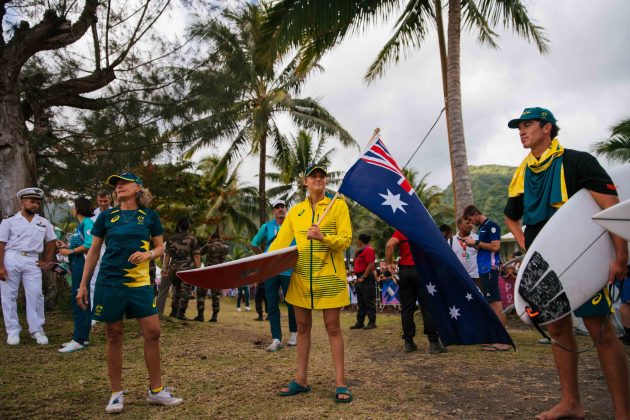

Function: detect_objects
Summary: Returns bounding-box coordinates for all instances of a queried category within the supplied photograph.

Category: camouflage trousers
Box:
[180,285,221,314]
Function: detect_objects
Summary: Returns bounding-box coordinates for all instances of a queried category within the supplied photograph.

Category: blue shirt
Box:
[476,218,501,274]
[251,219,294,276]
[69,218,94,250]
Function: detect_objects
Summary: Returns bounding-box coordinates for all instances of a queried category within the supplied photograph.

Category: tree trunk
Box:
[258,133,267,226]
[0,75,36,218]
[445,0,473,216]
[434,0,458,214]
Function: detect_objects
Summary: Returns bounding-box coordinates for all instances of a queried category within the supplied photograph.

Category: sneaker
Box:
[147,387,184,406]
[7,334,19,345]
[349,324,364,330]
[91,320,98,327]
[287,332,298,346]
[404,341,418,353]
[245,306,251,311]
[363,323,377,330]
[267,338,283,352]
[31,331,48,345]
[106,391,125,414]
[208,317,217,323]
[537,337,551,345]
[236,308,242,312]
[58,340,85,353]
[254,315,263,321]
[62,340,89,347]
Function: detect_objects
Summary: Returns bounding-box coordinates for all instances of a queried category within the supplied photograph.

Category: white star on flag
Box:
[449,306,461,320]
[379,189,408,214]
[426,282,437,296]
[465,293,473,301]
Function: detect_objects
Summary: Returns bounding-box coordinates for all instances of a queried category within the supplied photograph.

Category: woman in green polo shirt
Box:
[76,172,183,414]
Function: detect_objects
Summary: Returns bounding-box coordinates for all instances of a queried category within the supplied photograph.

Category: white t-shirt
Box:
[449,232,479,278]
[0,212,57,254]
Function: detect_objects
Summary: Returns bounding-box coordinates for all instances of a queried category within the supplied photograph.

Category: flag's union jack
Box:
[360,138,413,194]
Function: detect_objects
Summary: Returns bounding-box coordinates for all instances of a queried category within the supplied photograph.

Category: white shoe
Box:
[106,391,125,413]
[147,387,184,406]
[62,340,89,347]
[31,331,48,345]
[58,340,86,353]
[245,306,251,311]
[287,332,298,346]
[267,338,283,352]
[236,307,242,312]
[7,334,19,345]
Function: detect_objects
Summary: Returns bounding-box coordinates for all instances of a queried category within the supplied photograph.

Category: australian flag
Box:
[339,137,514,347]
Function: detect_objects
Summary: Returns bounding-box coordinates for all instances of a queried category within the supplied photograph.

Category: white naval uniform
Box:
[0,212,56,336]
[89,207,110,309]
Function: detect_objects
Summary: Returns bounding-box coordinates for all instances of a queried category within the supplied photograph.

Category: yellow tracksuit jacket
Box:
[268,195,352,309]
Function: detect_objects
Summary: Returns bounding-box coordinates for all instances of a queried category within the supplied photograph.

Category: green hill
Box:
[442,165,516,235]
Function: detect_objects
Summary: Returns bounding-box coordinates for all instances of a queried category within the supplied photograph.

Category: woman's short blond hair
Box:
[112,187,153,208]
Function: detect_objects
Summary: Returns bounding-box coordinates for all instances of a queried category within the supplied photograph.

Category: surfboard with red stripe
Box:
[176,246,298,289]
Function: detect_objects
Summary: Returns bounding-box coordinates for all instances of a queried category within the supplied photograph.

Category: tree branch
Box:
[6,0,99,69]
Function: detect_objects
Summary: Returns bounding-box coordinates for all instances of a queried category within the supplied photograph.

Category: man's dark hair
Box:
[74,196,94,217]
[462,205,482,218]
[96,189,111,198]
[537,120,560,139]
[438,224,452,234]
[176,217,190,233]
[358,233,371,244]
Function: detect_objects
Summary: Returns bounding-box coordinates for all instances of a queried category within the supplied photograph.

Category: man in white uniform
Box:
[89,189,112,317]
[0,188,57,345]
[449,217,479,283]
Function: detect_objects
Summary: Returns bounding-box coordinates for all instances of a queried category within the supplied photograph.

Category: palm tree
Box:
[261,0,548,215]
[180,4,355,225]
[404,168,454,226]
[592,118,630,163]
[266,130,343,205]
[194,156,260,240]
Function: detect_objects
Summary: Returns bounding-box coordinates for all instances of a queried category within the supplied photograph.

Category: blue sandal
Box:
[278,380,311,396]
[334,386,353,403]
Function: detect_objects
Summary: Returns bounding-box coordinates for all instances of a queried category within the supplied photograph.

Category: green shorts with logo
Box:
[574,287,613,318]
[92,284,157,322]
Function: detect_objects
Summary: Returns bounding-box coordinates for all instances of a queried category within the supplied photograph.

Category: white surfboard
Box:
[514,164,630,326]
[592,198,630,241]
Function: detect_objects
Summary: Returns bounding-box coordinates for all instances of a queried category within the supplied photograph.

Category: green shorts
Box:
[574,287,613,318]
[92,284,157,322]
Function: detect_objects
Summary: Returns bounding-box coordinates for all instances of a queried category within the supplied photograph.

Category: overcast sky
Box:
[234,0,630,189]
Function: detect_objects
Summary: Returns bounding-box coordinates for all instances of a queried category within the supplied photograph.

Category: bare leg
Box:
[488,301,511,350]
[490,301,507,327]
[583,315,630,420]
[323,308,348,400]
[280,306,311,392]
[620,302,630,328]
[105,321,124,392]
[137,315,162,390]
[536,315,584,420]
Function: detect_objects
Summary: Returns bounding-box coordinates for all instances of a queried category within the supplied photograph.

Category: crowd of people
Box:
[0,107,629,417]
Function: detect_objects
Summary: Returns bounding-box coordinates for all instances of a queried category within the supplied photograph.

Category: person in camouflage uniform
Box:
[159,218,201,319]
[197,233,229,322]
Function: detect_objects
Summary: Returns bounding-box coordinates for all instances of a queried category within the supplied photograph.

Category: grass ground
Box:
[1,298,628,419]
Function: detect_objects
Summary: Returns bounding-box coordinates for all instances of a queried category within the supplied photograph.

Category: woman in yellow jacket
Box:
[269,165,353,403]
